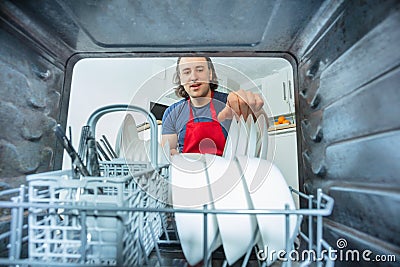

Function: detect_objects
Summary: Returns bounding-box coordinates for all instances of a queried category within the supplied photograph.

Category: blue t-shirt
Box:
[162,91,231,152]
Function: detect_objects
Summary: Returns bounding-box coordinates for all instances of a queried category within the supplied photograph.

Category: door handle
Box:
[283,82,287,101]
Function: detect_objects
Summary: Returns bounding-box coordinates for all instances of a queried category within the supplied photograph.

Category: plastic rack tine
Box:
[285,204,291,267]
[308,195,314,253]
[15,185,24,260]
[207,231,220,262]
[241,233,257,267]
[173,217,180,242]
[316,189,323,267]
[9,198,18,260]
[80,211,87,264]
[78,125,90,161]
[8,186,25,261]
[203,204,209,267]
[149,221,163,266]
[138,232,149,266]
[160,212,170,242]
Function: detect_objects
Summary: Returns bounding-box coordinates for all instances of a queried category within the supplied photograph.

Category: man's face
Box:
[179,57,213,99]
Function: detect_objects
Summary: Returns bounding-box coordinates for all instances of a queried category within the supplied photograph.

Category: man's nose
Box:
[189,70,198,81]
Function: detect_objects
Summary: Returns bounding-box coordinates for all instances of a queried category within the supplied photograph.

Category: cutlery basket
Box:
[20,159,169,266]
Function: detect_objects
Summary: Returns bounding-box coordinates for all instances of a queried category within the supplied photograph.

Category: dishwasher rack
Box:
[0,159,170,266]
[0,104,335,266]
[0,175,334,267]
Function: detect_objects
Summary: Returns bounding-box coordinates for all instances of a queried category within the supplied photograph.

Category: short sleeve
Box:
[161,106,176,135]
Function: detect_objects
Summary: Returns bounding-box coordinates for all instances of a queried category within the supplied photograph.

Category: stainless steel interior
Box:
[0,0,399,266]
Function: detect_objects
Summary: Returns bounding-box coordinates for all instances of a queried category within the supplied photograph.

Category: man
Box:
[161,57,264,156]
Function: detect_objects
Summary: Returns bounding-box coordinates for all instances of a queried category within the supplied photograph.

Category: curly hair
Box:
[173,57,219,99]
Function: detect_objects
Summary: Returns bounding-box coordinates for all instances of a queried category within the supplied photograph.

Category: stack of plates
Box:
[171,153,298,266]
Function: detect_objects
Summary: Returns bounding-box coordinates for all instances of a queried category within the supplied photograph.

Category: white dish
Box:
[223,116,238,159]
[120,139,148,162]
[247,117,257,158]
[120,136,170,166]
[170,154,221,266]
[115,114,139,157]
[236,116,248,156]
[246,115,252,131]
[205,154,257,265]
[236,156,298,266]
[255,114,269,159]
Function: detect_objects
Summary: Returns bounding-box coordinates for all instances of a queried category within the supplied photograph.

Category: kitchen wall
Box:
[63,58,176,169]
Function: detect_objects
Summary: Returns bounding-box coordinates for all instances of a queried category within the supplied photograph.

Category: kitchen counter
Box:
[268,124,296,132]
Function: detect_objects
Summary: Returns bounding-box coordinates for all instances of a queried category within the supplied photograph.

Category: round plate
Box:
[170,154,221,266]
[237,156,298,266]
[205,155,258,265]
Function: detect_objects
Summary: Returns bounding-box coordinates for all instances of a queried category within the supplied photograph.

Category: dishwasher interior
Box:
[0,0,399,266]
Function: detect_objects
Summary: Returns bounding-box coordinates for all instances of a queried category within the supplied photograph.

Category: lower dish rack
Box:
[0,159,334,267]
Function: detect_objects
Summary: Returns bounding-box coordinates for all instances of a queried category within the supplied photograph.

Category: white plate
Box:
[205,155,258,265]
[222,116,239,159]
[236,156,298,266]
[171,154,221,266]
[255,114,269,159]
[246,115,252,131]
[247,117,257,157]
[236,116,248,156]
[120,137,170,166]
[115,114,139,157]
[120,139,148,162]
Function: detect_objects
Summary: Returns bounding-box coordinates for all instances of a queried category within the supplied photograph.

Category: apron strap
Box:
[187,91,217,121]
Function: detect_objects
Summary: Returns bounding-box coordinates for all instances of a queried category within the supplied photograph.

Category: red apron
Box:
[182,94,226,156]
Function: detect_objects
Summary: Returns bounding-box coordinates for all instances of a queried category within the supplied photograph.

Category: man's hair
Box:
[173,57,219,98]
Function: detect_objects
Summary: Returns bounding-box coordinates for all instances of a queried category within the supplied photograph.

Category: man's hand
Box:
[218,89,264,122]
[161,134,179,156]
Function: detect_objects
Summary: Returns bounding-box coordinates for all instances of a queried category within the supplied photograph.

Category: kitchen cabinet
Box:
[270,128,299,208]
[262,66,294,117]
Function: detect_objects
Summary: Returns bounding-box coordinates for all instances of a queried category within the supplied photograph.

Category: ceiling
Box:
[1,0,330,65]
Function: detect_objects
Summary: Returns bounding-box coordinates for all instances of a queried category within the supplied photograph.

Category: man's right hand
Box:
[218,89,265,122]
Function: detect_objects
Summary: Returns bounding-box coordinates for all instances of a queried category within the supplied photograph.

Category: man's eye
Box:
[197,68,204,72]
[182,70,190,75]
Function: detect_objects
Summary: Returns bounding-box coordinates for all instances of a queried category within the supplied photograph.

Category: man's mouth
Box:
[190,83,202,90]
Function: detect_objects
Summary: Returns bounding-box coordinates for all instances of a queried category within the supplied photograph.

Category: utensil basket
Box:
[25,159,168,266]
